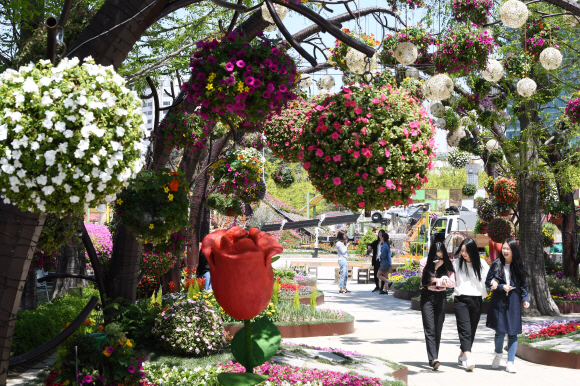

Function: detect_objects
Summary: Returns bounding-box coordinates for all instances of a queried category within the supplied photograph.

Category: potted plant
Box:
[503,52,533,79]
[157,108,211,152]
[328,29,380,73]
[542,222,557,248]
[271,165,294,189]
[299,83,436,212]
[477,197,497,223]
[494,177,519,206]
[452,0,493,26]
[565,96,580,124]
[205,193,244,217]
[544,201,571,225]
[379,24,433,67]
[447,147,472,168]
[462,183,477,198]
[487,217,515,244]
[524,18,560,60]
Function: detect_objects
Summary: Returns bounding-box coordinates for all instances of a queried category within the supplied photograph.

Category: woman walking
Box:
[336,231,350,294]
[376,231,393,295]
[419,241,455,370]
[367,229,384,293]
[486,238,529,373]
[453,238,489,371]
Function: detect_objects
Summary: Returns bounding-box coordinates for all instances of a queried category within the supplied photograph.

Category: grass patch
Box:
[314,356,333,365]
[384,379,406,386]
[568,350,580,354]
[533,344,561,351]
[289,348,308,356]
[145,344,235,370]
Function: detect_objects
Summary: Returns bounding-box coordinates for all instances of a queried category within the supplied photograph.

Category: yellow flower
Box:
[149,224,154,229]
[244,86,249,92]
[126,339,133,347]
[168,194,174,201]
[116,198,123,205]
[267,312,272,315]
[164,187,169,193]
[206,83,214,91]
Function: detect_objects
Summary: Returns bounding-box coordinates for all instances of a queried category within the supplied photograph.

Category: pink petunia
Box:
[386,180,395,190]
[333,177,341,185]
[315,149,324,157]
[362,173,368,179]
[333,155,341,162]
[384,149,390,158]
[408,197,414,205]
[354,107,362,115]
[352,151,360,159]
[358,202,365,208]
[377,167,384,174]
[304,162,310,169]
[379,139,387,146]
[331,132,339,139]
[409,121,421,129]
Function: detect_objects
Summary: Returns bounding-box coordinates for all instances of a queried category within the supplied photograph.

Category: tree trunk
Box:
[107,223,142,302]
[0,204,45,386]
[561,192,578,278]
[51,242,87,299]
[19,269,37,311]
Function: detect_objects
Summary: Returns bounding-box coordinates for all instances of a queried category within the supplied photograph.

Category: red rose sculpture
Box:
[201,226,283,320]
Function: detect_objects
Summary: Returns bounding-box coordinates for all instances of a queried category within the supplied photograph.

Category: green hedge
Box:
[11,288,99,357]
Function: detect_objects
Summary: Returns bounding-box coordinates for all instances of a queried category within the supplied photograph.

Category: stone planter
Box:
[224,319,355,338]
[394,289,420,300]
[516,343,580,369]
[550,214,564,225]
[556,301,580,314]
[297,279,317,287]
[392,367,408,384]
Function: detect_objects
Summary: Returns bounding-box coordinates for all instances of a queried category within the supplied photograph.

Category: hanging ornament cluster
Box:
[435,118,446,129]
[318,74,335,92]
[298,74,313,89]
[429,101,445,118]
[424,74,454,100]
[447,129,466,147]
[482,59,504,82]
[517,77,537,97]
[345,48,376,75]
[539,47,563,70]
[500,0,529,29]
[394,42,418,65]
[261,2,288,24]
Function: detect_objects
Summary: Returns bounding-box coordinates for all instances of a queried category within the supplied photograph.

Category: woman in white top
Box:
[336,231,351,293]
[452,238,490,372]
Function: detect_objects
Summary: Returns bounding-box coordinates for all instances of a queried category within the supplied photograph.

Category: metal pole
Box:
[306,192,310,219]
[45,16,58,64]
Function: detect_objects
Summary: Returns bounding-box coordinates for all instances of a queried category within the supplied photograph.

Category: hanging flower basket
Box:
[271,166,294,189]
[300,83,436,212]
[240,132,266,151]
[477,197,497,223]
[115,169,189,245]
[494,177,519,205]
[183,30,298,126]
[462,183,477,197]
[328,29,380,73]
[206,193,244,217]
[435,25,496,76]
[487,217,515,243]
[565,97,580,124]
[524,18,560,60]
[387,0,425,10]
[209,147,265,203]
[447,147,471,168]
[503,52,533,78]
[263,97,315,162]
[379,24,433,67]
[157,109,211,152]
[0,58,148,215]
[452,0,493,26]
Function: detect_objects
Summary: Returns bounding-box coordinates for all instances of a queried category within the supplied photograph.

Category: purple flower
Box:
[236,60,246,68]
[106,346,114,354]
[195,41,204,49]
[253,79,262,88]
[196,72,206,81]
[227,33,236,42]
[269,64,278,72]
[226,104,234,113]
[279,84,287,92]
[237,50,246,57]
[225,62,234,71]
[272,47,280,55]
[263,91,271,99]
[193,51,203,58]
[82,375,93,384]
[128,365,135,374]
[267,83,275,93]
[218,92,226,99]
[244,76,255,86]
[207,56,216,64]
[201,99,210,107]
[225,77,235,85]
[264,59,272,67]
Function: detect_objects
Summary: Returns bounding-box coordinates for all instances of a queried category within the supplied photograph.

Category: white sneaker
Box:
[465,359,475,371]
[505,361,516,373]
[458,354,466,365]
[492,353,502,369]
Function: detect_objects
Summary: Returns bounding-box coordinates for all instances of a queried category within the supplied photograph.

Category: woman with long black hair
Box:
[419,241,455,370]
[376,231,393,295]
[486,237,529,374]
[453,238,489,371]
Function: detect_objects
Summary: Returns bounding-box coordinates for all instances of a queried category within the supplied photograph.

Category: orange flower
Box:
[169,171,179,175]
[169,178,179,191]
[84,319,92,325]
[98,325,104,331]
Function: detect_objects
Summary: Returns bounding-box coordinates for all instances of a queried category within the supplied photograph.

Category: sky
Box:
[260,0,449,153]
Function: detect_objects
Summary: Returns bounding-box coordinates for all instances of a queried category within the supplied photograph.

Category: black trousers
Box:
[453,295,482,352]
[373,262,384,289]
[420,289,447,361]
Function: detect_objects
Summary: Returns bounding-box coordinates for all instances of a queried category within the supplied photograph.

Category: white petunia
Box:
[98,147,107,157]
[77,139,90,151]
[58,143,68,153]
[51,172,66,186]
[96,76,105,83]
[85,192,95,202]
[37,133,45,141]
[9,176,20,187]
[63,130,73,138]
[63,184,71,193]
[16,169,26,178]
[22,77,39,93]
[45,110,56,120]
[55,121,66,132]
[36,175,47,185]
[51,88,62,99]
[13,125,23,133]
[66,115,76,122]
[91,154,100,166]
[74,149,85,158]
[116,108,128,116]
[41,95,53,106]
[42,119,53,129]
[14,92,24,104]
[39,77,52,86]
[0,124,7,141]
[10,111,22,122]
[101,91,111,100]
[82,175,90,182]
[41,185,55,195]
[63,98,75,108]
[69,195,80,203]
[116,126,125,137]
[44,150,57,166]
[12,150,22,159]
[77,95,88,105]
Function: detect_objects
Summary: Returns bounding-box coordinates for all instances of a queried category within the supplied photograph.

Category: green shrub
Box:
[12,288,99,357]
[548,276,580,296]
[355,227,378,256]
[103,297,159,346]
[398,276,421,292]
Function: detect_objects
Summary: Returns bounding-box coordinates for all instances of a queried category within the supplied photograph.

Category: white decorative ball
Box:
[517,77,537,97]
[456,128,467,139]
[261,2,288,24]
[318,74,335,91]
[539,47,563,70]
[500,0,529,29]
[345,48,376,75]
[424,74,454,101]
[564,14,580,27]
[394,42,418,65]
[265,24,277,32]
[482,59,504,82]
[405,67,420,80]
[486,139,500,152]
[435,118,446,129]
[298,74,312,89]
[430,101,445,118]
[448,133,460,147]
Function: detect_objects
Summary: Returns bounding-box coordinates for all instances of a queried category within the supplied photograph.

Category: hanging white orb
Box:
[424,74,454,101]
[265,25,277,32]
[298,74,313,89]
[405,67,420,80]
[456,128,467,139]
[435,118,446,129]
[486,139,500,152]
[261,2,288,24]
[500,0,529,29]
[517,77,537,97]
[345,48,376,75]
[430,101,445,118]
[448,133,461,147]
[394,42,418,65]
[539,47,563,70]
[318,74,335,91]
[564,14,580,27]
[482,59,504,82]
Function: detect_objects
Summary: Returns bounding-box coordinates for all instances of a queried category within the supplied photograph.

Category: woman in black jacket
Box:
[367,229,385,293]
[485,238,529,374]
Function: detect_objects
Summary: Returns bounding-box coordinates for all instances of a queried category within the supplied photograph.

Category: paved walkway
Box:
[280,261,580,386]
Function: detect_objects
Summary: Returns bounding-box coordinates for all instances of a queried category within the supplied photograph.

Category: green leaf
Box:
[217,373,268,386]
[230,316,281,369]
[271,255,280,263]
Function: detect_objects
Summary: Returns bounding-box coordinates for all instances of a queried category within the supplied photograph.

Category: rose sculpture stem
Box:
[244,319,253,373]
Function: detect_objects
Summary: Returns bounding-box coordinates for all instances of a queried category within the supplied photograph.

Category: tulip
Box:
[201,227,282,320]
